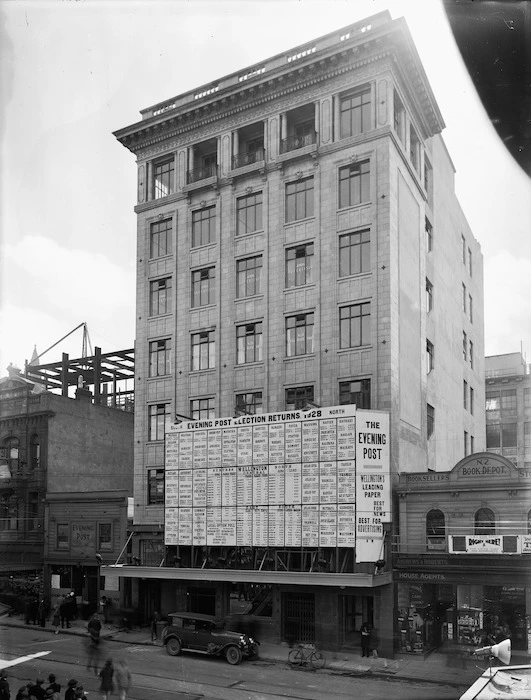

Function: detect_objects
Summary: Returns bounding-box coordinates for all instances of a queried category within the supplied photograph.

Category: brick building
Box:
[111,11,485,654]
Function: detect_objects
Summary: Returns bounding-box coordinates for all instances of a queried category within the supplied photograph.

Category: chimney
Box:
[76,387,93,403]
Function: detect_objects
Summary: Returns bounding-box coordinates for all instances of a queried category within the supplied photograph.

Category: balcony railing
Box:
[280,131,316,154]
[393,532,531,555]
[187,163,218,184]
[231,148,265,170]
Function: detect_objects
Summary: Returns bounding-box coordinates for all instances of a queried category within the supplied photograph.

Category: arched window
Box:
[475,507,495,535]
[426,509,446,549]
[29,434,40,470]
[1,437,19,477]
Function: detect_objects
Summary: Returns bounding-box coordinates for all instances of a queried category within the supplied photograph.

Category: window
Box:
[191,330,215,370]
[470,435,475,453]
[502,423,517,447]
[339,230,370,276]
[0,490,18,531]
[191,267,215,307]
[525,423,531,448]
[148,469,164,505]
[57,523,69,550]
[153,158,175,199]
[463,332,468,361]
[426,509,445,548]
[149,278,172,316]
[486,392,500,411]
[27,492,39,531]
[464,430,468,456]
[424,158,432,197]
[469,340,474,369]
[475,507,495,535]
[286,313,314,356]
[468,248,472,276]
[393,90,405,143]
[286,386,314,410]
[236,256,262,298]
[236,322,263,364]
[236,192,263,235]
[463,380,468,410]
[1,437,19,477]
[427,403,435,438]
[29,434,40,471]
[340,87,371,138]
[236,392,263,415]
[285,178,314,222]
[340,303,371,348]
[339,379,371,408]
[425,218,433,252]
[339,161,370,208]
[470,386,474,415]
[148,403,171,441]
[426,278,433,312]
[462,283,467,313]
[426,340,434,373]
[409,126,420,172]
[486,423,501,448]
[461,234,466,265]
[150,219,172,259]
[192,207,215,247]
[149,339,171,377]
[98,523,112,551]
[525,388,531,408]
[501,389,517,410]
[286,244,314,287]
[190,397,215,420]
[469,295,473,323]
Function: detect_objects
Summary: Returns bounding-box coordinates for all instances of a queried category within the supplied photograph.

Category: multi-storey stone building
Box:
[112,11,485,654]
[485,352,531,469]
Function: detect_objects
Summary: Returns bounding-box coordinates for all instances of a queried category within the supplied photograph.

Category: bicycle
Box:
[288,643,326,669]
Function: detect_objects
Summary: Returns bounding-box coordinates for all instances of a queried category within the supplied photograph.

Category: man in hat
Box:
[0,670,10,700]
[65,679,78,700]
[27,678,46,700]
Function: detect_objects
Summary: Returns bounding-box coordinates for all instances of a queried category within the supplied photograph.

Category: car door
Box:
[194,619,216,652]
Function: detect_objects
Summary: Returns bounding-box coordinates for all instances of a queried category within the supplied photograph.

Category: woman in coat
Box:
[114,659,132,700]
[99,659,114,700]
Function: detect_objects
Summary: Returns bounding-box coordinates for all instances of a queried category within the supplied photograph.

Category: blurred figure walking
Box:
[114,659,132,700]
[99,659,114,700]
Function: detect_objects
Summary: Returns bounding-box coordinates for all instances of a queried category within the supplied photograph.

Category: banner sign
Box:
[164,406,390,562]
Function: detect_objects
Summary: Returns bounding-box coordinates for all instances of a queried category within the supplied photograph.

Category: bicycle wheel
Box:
[310,650,325,669]
[288,648,304,666]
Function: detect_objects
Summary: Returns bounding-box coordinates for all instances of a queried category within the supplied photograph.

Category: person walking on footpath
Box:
[0,670,10,700]
[150,611,161,642]
[37,599,48,628]
[51,604,60,634]
[114,660,132,700]
[99,659,114,700]
[86,614,103,674]
[360,621,372,657]
[59,595,70,629]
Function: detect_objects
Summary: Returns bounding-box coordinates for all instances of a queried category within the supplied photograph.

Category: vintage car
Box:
[161,612,259,665]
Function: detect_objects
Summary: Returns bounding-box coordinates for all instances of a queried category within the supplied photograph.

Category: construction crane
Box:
[29,322,93,365]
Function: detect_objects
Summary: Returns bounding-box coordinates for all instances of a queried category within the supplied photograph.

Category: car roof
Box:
[168,612,217,622]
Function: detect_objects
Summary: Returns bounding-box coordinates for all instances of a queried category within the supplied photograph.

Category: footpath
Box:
[2,613,528,691]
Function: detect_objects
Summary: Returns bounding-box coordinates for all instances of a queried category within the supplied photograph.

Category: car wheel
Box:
[166,637,182,656]
[225,645,242,665]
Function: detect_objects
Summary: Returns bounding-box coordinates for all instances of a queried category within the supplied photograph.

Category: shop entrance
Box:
[188,586,216,615]
[340,595,373,648]
[281,592,315,644]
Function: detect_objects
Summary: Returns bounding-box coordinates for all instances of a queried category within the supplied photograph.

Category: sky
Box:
[0,0,530,373]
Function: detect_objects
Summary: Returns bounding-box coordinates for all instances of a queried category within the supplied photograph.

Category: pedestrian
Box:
[37,598,48,628]
[68,592,78,621]
[15,685,29,700]
[86,615,102,675]
[74,685,87,699]
[0,670,9,700]
[59,595,70,629]
[45,675,60,695]
[51,604,60,635]
[360,621,372,657]
[371,626,379,658]
[99,658,114,700]
[64,680,77,700]
[27,678,46,700]
[114,660,132,700]
[150,611,160,642]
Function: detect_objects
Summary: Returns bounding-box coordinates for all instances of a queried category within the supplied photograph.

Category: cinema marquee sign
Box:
[164,406,390,562]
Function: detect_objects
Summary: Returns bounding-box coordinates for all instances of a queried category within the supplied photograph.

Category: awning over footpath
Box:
[0,563,42,574]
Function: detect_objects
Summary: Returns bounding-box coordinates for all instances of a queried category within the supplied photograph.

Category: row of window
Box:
[426,507,531,540]
[147,379,371,442]
[462,283,474,322]
[426,405,475,454]
[426,336,475,374]
[486,423,521,449]
[148,165,370,259]
[461,234,473,277]
[149,302,371,375]
[486,388,531,411]
[149,231,370,315]
[55,522,113,551]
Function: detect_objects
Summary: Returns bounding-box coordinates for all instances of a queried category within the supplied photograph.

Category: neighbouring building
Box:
[395,452,531,659]
[110,11,485,655]
[0,350,134,614]
[485,352,531,469]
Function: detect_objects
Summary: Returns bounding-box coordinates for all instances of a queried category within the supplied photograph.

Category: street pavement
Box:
[2,613,528,691]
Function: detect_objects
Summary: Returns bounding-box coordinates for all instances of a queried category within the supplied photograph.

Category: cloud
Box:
[484,251,531,357]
